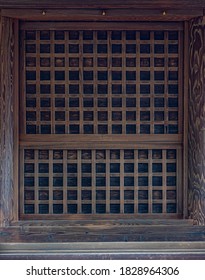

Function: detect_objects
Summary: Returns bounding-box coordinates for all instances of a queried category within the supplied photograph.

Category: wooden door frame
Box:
[0,12,189,227]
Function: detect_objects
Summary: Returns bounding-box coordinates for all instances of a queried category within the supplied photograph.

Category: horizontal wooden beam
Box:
[1,0,205,9]
[20,213,182,221]
[19,134,182,149]
[20,21,183,30]
[1,241,205,254]
[2,8,203,21]
[13,218,193,227]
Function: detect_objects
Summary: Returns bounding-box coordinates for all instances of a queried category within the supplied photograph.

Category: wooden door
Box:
[19,22,183,220]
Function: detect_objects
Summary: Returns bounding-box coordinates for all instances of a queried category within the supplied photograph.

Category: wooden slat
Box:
[50,30,55,134]
[19,30,26,135]
[107,31,112,135]
[122,31,126,134]
[162,149,167,213]
[177,147,183,215]
[0,16,16,226]
[136,31,140,134]
[63,150,67,214]
[93,31,98,134]
[148,150,152,213]
[13,19,19,222]
[183,22,189,218]
[77,150,81,214]
[20,134,182,143]
[65,31,69,134]
[164,31,169,133]
[91,150,96,213]
[19,148,24,217]
[150,31,154,134]
[79,31,83,134]
[20,21,184,31]
[120,149,124,213]
[106,150,110,213]
[34,150,38,214]
[20,213,182,220]
[48,150,52,214]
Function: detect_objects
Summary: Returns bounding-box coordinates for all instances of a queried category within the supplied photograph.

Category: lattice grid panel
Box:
[24,30,179,135]
[23,148,178,215]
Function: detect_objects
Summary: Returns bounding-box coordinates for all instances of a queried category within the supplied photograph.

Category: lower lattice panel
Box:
[22,148,178,216]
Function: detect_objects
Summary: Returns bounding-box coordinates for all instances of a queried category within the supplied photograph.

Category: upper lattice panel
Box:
[23,30,180,135]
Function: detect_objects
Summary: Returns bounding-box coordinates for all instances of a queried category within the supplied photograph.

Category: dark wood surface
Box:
[0,221,205,259]
[0,223,205,243]
[1,0,205,9]
[1,240,205,259]
[0,1,204,21]
[0,16,17,227]
[188,17,205,225]
[1,8,202,21]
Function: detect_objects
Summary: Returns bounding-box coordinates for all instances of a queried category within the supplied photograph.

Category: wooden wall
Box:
[0,16,16,227]
[188,16,205,225]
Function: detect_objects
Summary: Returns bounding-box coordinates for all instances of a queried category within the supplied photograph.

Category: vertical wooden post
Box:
[188,16,205,225]
[0,15,17,227]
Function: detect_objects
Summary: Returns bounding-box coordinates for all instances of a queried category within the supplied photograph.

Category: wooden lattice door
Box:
[20,23,183,219]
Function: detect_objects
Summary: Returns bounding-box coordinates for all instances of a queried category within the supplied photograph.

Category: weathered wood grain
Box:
[1,239,205,259]
[0,223,204,243]
[20,21,183,31]
[188,17,205,225]
[0,16,15,227]
[1,0,205,9]
[1,8,202,21]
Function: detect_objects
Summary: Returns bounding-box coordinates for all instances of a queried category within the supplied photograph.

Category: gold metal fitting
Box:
[42,11,46,16]
[162,11,167,16]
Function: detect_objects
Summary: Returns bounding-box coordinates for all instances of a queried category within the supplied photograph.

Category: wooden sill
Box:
[1,241,205,259]
[0,219,204,243]
[1,219,205,259]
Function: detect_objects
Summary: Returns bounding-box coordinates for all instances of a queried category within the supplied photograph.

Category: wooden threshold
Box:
[1,219,205,259]
[1,220,205,244]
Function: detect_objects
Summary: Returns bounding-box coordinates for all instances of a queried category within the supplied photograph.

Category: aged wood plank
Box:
[1,241,205,253]
[188,17,205,225]
[0,223,204,244]
[1,239,205,260]
[183,22,189,218]
[19,213,182,220]
[1,0,205,9]
[11,218,194,227]
[20,134,183,144]
[20,21,184,31]
[1,8,203,21]
[0,16,17,226]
